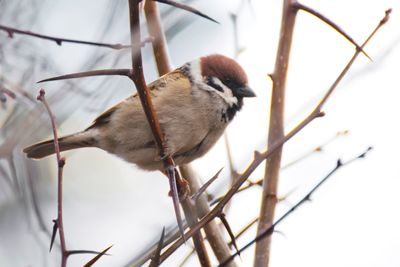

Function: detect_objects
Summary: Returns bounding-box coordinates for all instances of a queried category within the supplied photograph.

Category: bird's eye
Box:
[223,77,235,88]
[206,77,223,92]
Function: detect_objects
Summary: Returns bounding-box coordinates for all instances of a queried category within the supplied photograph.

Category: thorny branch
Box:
[0,24,152,49]
[219,147,373,266]
[36,89,68,267]
[158,9,390,263]
[255,0,297,264]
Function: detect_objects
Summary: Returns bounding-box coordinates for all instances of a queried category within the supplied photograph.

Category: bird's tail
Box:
[23,131,96,159]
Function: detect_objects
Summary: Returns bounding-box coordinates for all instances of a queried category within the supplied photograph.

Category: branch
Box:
[294,3,371,60]
[255,0,297,264]
[150,0,219,24]
[0,24,152,49]
[159,9,389,262]
[37,89,68,267]
[38,69,132,83]
[144,2,230,265]
[128,0,187,245]
[219,147,373,266]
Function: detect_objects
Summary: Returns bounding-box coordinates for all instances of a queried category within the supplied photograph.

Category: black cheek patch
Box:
[206,77,223,92]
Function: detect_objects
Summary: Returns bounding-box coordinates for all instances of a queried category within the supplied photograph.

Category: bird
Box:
[23,54,256,171]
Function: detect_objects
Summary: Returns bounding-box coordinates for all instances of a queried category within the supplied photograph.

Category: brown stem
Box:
[128,0,186,240]
[144,0,172,75]
[144,2,230,265]
[37,89,68,267]
[254,1,297,266]
[159,7,388,259]
[0,24,151,49]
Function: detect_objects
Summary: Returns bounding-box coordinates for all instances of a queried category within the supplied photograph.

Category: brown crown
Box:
[200,54,248,88]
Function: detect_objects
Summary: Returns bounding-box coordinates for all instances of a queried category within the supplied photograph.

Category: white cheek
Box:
[211,78,238,106]
[188,60,238,106]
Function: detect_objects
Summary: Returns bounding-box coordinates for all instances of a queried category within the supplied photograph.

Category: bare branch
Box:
[151,0,219,24]
[294,3,371,60]
[0,24,152,49]
[219,147,373,266]
[38,69,132,83]
[159,10,389,262]
[37,89,68,267]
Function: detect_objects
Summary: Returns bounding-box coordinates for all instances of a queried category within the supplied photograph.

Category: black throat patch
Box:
[221,98,243,123]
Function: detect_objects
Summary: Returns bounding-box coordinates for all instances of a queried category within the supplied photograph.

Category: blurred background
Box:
[1,0,400,266]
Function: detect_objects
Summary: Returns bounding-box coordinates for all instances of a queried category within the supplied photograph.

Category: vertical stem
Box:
[58,162,67,267]
[144,2,230,265]
[131,1,211,265]
[254,0,298,266]
[37,90,68,267]
[144,0,172,75]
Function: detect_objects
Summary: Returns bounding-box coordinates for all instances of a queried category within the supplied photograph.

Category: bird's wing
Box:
[86,68,189,130]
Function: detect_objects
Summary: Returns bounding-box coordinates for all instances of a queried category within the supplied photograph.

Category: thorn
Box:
[219,213,240,258]
[167,166,186,243]
[317,111,326,118]
[336,159,343,167]
[267,73,274,82]
[149,227,165,267]
[83,245,113,267]
[254,150,262,160]
[49,219,58,252]
[191,167,224,202]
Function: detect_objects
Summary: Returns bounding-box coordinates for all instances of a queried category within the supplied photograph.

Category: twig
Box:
[294,3,371,60]
[0,24,152,49]
[150,0,219,24]
[37,89,68,267]
[159,9,389,262]
[83,245,113,267]
[219,147,373,266]
[38,69,132,83]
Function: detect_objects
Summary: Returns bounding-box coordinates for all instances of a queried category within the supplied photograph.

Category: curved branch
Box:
[38,69,132,83]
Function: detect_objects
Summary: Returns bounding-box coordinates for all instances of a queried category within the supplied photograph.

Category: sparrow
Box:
[23,54,256,170]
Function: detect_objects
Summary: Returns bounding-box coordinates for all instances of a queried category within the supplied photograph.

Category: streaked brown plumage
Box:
[23,54,255,170]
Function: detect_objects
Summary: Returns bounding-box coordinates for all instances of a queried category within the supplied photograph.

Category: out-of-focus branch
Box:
[0,24,152,49]
[255,0,297,265]
[219,147,373,266]
[36,89,68,267]
[159,9,389,261]
[144,1,172,75]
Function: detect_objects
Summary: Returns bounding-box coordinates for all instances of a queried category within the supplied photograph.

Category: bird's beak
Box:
[237,86,256,98]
